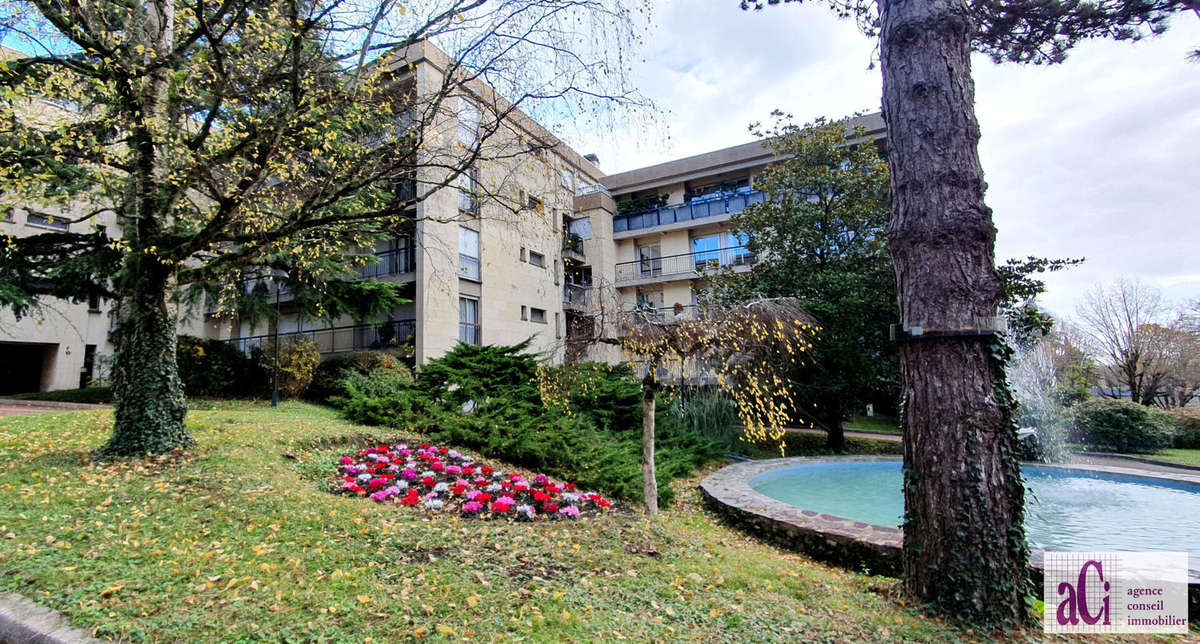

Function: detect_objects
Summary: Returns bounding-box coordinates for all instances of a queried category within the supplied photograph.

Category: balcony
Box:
[361,247,415,279]
[615,246,755,286]
[563,283,590,312]
[562,232,585,263]
[225,320,416,356]
[624,305,699,324]
[613,187,767,235]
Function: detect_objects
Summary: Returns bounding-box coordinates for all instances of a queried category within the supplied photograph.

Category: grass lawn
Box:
[0,401,976,642]
[844,416,901,435]
[1145,448,1200,468]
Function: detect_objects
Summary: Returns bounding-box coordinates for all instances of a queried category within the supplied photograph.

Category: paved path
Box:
[1069,452,1200,475]
[0,400,110,417]
[785,427,902,443]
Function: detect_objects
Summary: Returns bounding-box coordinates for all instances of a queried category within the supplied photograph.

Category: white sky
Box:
[569,0,1200,321]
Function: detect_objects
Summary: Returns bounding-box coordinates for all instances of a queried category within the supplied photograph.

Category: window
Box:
[27,213,69,231]
[87,288,101,312]
[530,307,546,324]
[520,247,527,263]
[459,227,480,281]
[691,234,721,270]
[521,305,528,321]
[636,243,661,277]
[458,168,478,215]
[457,97,480,147]
[555,313,562,338]
[1,209,12,223]
[459,297,480,345]
[636,290,664,311]
[560,168,574,191]
[553,260,560,286]
[528,250,545,268]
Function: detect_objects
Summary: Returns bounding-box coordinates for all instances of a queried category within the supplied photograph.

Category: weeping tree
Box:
[599,298,816,514]
[0,0,648,458]
[745,0,1196,628]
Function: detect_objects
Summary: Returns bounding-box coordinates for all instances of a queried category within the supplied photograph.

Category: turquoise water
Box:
[749,461,1200,559]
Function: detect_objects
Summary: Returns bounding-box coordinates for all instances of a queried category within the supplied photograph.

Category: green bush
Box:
[305,351,411,402]
[677,387,741,449]
[11,386,114,404]
[1071,398,1175,453]
[1169,408,1200,449]
[176,335,266,398]
[256,336,320,399]
[333,342,721,505]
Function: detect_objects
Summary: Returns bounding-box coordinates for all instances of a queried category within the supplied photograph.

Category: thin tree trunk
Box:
[96,269,191,458]
[825,400,845,452]
[641,370,658,516]
[880,0,1029,627]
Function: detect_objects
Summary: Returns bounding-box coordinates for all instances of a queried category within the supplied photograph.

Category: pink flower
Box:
[492,498,513,512]
[340,456,354,465]
[558,505,580,518]
[462,501,484,514]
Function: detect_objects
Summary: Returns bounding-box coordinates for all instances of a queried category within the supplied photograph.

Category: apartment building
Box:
[598,112,886,324]
[210,42,609,368]
[1,41,884,392]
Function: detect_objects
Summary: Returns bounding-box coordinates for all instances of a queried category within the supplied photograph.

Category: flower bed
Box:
[335,443,613,519]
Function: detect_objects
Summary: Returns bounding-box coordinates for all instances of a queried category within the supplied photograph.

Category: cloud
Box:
[567,2,1200,319]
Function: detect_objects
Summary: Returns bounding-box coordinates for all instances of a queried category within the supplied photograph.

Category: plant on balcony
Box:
[615,194,669,215]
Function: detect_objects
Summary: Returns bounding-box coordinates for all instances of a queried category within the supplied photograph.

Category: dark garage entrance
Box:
[0,343,48,395]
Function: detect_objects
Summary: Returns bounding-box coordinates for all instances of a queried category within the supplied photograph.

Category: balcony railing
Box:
[613,187,766,234]
[624,305,699,324]
[361,247,415,279]
[459,253,480,281]
[563,283,590,308]
[615,246,755,284]
[224,321,416,356]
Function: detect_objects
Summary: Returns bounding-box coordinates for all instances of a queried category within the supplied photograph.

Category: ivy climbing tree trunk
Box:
[641,369,659,516]
[880,0,1029,627]
[97,263,191,458]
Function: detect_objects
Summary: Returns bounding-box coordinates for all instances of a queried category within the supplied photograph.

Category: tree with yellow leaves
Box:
[585,297,816,514]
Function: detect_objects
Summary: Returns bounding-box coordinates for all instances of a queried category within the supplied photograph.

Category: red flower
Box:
[477,493,492,504]
[343,476,355,482]
[564,483,577,491]
[481,466,494,476]
[431,462,444,471]
[543,502,558,513]
[462,466,475,475]
[533,491,551,503]
[452,485,467,496]
[422,476,436,488]
[438,447,448,454]
[419,443,431,450]
[400,495,419,506]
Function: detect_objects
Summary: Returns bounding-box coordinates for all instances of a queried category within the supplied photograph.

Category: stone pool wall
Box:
[699,456,903,576]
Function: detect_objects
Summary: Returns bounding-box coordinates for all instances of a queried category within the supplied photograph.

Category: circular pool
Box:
[749,459,1200,561]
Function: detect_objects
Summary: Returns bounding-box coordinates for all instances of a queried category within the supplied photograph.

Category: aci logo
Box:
[1054,558,1111,627]
[1044,552,1188,634]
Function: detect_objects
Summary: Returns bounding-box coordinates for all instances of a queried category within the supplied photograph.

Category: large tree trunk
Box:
[879,0,1029,627]
[96,269,190,459]
[641,371,659,516]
